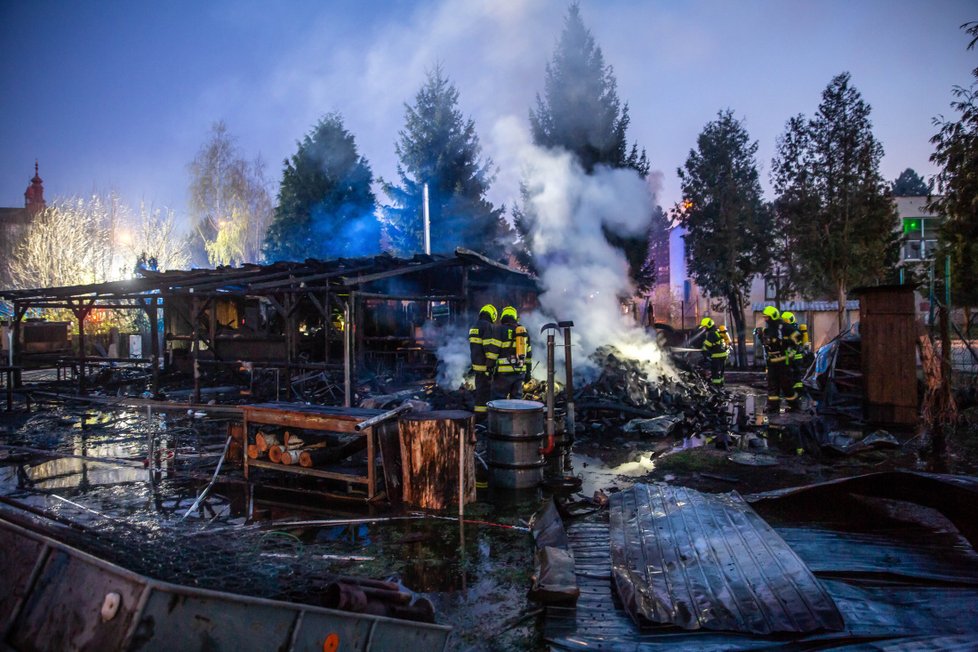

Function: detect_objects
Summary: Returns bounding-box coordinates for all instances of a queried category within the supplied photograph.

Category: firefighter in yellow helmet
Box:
[699,317,728,388]
[490,306,532,400]
[760,305,798,412]
[781,311,805,399]
[469,304,498,419]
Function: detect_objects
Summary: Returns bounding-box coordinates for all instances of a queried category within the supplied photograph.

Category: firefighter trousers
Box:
[766,362,798,410]
[491,373,524,401]
[474,372,491,420]
[709,357,726,387]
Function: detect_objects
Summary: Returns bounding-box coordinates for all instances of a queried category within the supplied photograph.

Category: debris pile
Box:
[573,345,729,437]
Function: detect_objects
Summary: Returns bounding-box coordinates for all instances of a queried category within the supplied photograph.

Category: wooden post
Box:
[69,300,93,395]
[191,295,201,404]
[12,303,26,368]
[146,299,160,395]
[399,410,475,510]
[343,299,352,408]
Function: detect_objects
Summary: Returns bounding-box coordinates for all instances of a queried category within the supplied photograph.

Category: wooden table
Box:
[241,403,392,500]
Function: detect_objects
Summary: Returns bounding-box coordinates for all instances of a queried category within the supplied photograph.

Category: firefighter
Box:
[700,317,728,388]
[468,304,498,419]
[781,311,805,397]
[491,306,532,400]
[760,306,798,412]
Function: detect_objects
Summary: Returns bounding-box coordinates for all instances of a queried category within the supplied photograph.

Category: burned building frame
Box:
[0,248,538,404]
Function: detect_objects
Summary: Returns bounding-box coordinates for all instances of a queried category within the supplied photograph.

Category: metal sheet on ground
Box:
[609,483,844,634]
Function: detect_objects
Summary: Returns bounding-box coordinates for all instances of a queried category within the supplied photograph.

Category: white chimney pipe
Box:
[423,183,431,255]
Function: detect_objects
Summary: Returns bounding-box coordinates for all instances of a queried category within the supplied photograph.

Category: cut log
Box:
[298,437,368,468]
[280,449,302,465]
[267,444,284,463]
[398,410,476,510]
[256,431,280,452]
[246,443,261,459]
[282,431,304,448]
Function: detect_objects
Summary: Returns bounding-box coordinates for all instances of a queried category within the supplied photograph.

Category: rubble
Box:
[573,345,729,437]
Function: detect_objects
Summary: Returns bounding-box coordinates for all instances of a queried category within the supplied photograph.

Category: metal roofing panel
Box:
[609,483,844,634]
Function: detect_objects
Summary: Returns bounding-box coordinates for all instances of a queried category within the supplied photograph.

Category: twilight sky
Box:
[0,0,974,232]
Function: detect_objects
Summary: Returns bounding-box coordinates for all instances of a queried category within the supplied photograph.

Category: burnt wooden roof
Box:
[0,248,537,308]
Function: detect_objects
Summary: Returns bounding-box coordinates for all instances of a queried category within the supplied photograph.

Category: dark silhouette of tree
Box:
[891,168,930,196]
[263,114,380,263]
[515,3,651,278]
[930,22,978,313]
[382,66,507,258]
[771,72,900,329]
[677,110,772,366]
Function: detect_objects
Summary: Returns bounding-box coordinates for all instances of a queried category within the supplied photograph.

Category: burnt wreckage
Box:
[0,248,537,404]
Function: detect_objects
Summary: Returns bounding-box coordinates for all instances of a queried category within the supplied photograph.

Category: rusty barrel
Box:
[487,399,545,489]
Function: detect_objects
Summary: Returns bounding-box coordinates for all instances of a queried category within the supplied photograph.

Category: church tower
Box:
[24,160,46,216]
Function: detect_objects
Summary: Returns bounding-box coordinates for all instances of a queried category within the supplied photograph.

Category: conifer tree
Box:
[678,110,771,366]
[383,66,506,258]
[772,72,899,329]
[263,114,380,262]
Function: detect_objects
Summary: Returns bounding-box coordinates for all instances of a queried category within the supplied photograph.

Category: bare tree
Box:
[124,203,191,272]
[188,121,272,266]
[9,194,127,289]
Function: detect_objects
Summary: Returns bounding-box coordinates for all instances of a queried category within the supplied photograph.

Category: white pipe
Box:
[422,183,431,255]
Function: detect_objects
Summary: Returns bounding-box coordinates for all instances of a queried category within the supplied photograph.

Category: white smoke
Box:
[424,321,473,390]
[492,116,676,384]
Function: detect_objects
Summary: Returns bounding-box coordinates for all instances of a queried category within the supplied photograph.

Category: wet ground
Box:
[0,376,969,651]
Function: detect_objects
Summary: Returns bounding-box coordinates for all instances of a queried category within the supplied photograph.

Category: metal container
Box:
[487,399,545,489]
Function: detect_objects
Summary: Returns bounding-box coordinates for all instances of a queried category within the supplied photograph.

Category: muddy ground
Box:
[1,371,976,651]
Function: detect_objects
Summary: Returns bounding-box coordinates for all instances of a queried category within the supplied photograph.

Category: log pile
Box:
[246,427,367,469]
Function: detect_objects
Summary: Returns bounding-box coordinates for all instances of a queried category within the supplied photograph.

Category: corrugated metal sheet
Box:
[609,483,844,634]
[751,300,859,312]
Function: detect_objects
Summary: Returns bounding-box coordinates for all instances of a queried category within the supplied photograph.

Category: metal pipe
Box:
[541,323,557,441]
[559,321,575,442]
[353,403,413,431]
[423,183,431,255]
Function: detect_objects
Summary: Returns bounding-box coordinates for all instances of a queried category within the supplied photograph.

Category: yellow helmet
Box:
[700,317,715,329]
[762,306,780,320]
[480,304,498,322]
[501,306,518,322]
[781,311,796,325]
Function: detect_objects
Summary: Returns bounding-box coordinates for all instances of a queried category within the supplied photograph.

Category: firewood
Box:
[247,444,261,459]
[280,449,302,465]
[267,444,284,463]
[256,431,280,452]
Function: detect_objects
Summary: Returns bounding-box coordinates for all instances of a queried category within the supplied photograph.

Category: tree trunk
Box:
[837,280,847,333]
[727,292,748,368]
[398,410,475,511]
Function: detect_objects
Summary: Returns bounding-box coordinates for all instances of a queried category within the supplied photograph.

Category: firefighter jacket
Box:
[702,327,729,359]
[493,320,532,375]
[782,322,804,362]
[468,315,498,374]
[761,321,790,364]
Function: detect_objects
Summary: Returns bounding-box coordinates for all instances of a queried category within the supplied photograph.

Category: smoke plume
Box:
[493,117,675,384]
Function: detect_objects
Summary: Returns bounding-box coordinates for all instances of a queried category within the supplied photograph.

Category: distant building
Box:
[895,195,941,265]
[0,162,46,286]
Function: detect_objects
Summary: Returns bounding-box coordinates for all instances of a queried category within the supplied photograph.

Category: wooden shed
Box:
[852,285,919,427]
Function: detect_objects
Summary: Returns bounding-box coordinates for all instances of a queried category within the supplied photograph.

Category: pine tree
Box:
[678,110,771,366]
[517,3,651,277]
[263,114,380,263]
[771,72,900,329]
[930,22,978,313]
[891,168,930,196]
[382,66,506,258]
